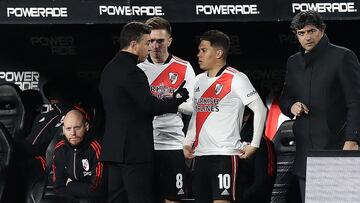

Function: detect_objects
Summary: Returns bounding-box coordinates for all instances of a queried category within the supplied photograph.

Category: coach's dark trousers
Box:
[107,162,154,203]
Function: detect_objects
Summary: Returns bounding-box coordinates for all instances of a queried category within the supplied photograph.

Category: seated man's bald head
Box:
[63,109,89,146]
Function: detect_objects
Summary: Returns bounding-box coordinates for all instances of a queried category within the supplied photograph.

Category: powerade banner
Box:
[279,0,360,20]
[0,70,40,90]
[0,0,359,24]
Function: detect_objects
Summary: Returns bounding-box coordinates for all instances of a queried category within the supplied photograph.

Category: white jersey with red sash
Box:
[138,55,195,150]
[185,67,259,156]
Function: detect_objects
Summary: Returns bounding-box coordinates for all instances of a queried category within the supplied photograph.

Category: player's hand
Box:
[173,81,189,102]
[238,145,257,159]
[290,102,309,117]
[343,141,359,150]
[183,145,195,159]
[66,178,73,186]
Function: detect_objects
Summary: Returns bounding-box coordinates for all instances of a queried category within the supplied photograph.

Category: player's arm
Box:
[239,98,267,159]
[248,98,267,148]
[234,73,267,158]
[183,112,196,159]
[178,79,195,115]
[178,63,196,115]
[124,67,186,115]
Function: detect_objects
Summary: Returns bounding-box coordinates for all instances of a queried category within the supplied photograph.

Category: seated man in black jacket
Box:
[236,108,276,203]
[52,108,105,202]
[19,78,74,161]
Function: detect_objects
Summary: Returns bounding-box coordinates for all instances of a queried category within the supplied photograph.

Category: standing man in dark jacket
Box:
[279,10,360,202]
[99,22,189,203]
[52,109,105,202]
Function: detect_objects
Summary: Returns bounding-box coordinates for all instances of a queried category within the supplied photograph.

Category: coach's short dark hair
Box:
[119,21,152,50]
[145,17,171,35]
[291,10,326,34]
[200,30,230,59]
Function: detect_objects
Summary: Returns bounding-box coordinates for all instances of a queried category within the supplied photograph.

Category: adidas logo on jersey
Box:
[177,188,184,195]
[195,86,200,92]
[221,189,229,196]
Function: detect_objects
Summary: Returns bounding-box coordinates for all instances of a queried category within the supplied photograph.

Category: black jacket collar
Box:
[147,54,172,64]
[119,51,139,64]
[301,34,329,66]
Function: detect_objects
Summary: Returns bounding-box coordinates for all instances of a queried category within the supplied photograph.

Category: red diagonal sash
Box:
[150,62,186,97]
[194,73,234,147]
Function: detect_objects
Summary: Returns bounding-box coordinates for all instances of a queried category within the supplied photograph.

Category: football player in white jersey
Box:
[138,17,195,203]
[183,30,267,203]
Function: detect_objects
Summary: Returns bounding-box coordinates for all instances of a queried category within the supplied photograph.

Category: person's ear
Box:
[168,37,173,47]
[85,122,89,131]
[216,49,224,59]
[130,40,137,50]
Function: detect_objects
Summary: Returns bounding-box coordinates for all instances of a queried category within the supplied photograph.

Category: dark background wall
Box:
[0,20,359,98]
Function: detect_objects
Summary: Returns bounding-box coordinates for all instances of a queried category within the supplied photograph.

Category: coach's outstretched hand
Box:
[173,81,189,103]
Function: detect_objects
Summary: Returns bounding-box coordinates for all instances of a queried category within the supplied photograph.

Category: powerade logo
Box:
[196,4,260,15]
[30,36,76,56]
[99,6,164,16]
[292,2,357,13]
[7,7,68,17]
[0,71,40,90]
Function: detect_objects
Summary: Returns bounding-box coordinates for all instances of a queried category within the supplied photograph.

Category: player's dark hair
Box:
[200,30,230,59]
[119,21,152,50]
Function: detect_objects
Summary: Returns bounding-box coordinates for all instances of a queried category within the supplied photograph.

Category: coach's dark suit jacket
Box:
[280,35,360,178]
[99,51,179,163]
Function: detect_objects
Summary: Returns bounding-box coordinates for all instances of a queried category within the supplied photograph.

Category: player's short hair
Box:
[200,30,230,59]
[290,10,326,34]
[145,17,172,35]
[119,21,152,50]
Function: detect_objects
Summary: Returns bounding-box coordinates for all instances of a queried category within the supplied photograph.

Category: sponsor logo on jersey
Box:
[221,189,230,195]
[196,4,260,15]
[99,5,164,16]
[150,84,175,99]
[0,71,40,90]
[292,2,357,13]
[82,159,90,171]
[215,84,223,95]
[7,7,68,18]
[194,97,220,112]
[169,72,178,84]
[246,90,257,97]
